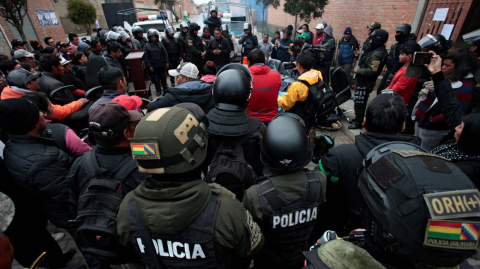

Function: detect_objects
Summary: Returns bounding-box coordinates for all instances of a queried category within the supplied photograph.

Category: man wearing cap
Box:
[89,66,127,114]
[116,106,264,268]
[10,39,27,58]
[146,63,215,113]
[312,24,325,45]
[337,27,359,83]
[14,49,36,66]
[204,9,222,37]
[56,41,69,60]
[69,102,145,220]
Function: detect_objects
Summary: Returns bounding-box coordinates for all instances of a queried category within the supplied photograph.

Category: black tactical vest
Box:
[163,37,180,55]
[127,194,231,269]
[257,171,324,250]
[145,42,167,63]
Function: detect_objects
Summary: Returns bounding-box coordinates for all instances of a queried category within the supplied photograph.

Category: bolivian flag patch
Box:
[424,220,480,250]
[131,143,160,160]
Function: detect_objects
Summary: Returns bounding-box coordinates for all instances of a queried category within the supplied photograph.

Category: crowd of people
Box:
[0,17,480,269]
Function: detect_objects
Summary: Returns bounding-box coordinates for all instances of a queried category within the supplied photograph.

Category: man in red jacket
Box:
[247,49,282,125]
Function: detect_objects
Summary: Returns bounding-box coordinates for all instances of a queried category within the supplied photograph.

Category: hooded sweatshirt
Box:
[277,69,323,112]
[248,64,282,122]
[319,26,335,64]
[146,80,214,113]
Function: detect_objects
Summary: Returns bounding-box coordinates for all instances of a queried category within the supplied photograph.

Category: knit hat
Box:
[77,42,90,53]
[0,98,40,135]
[344,27,352,35]
[29,39,42,50]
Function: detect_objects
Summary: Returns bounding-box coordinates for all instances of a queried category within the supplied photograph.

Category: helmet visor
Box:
[166,26,175,34]
[418,34,438,49]
[243,23,250,30]
[221,24,228,32]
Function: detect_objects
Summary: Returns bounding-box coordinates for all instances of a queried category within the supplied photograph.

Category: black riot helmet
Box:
[166,26,175,35]
[418,34,447,54]
[213,64,252,111]
[260,114,312,172]
[180,21,189,30]
[189,23,201,32]
[132,26,143,36]
[370,29,389,45]
[147,29,159,41]
[359,142,480,268]
[395,24,411,36]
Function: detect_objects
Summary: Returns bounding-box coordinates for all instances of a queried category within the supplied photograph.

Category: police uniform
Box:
[162,34,183,86]
[116,106,265,268]
[185,24,204,77]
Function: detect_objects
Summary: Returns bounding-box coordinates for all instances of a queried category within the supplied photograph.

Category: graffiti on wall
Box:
[35,10,59,26]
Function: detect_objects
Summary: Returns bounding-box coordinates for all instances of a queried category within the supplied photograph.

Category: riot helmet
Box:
[243,23,252,31]
[116,26,125,33]
[112,26,119,32]
[359,142,480,268]
[132,26,143,36]
[118,31,129,40]
[395,24,411,42]
[220,24,229,33]
[100,30,108,40]
[166,26,175,35]
[210,9,217,16]
[106,31,120,42]
[260,114,312,171]
[370,29,389,45]
[147,29,159,42]
[131,107,208,174]
[180,21,189,30]
[189,23,201,35]
[213,64,252,110]
[418,34,446,54]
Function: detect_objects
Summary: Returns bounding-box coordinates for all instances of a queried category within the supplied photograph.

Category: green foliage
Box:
[284,0,328,24]
[67,0,96,26]
[0,0,31,50]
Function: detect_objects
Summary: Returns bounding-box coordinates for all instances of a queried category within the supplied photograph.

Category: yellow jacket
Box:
[277,69,323,111]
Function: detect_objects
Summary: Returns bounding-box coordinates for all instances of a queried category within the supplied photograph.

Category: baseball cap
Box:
[168,62,199,79]
[89,102,142,145]
[367,22,381,30]
[7,68,41,87]
[11,39,27,47]
[56,41,68,49]
[14,49,35,59]
[112,95,143,113]
[292,39,304,47]
[60,57,71,66]
[298,33,310,40]
[315,24,324,30]
[0,191,15,235]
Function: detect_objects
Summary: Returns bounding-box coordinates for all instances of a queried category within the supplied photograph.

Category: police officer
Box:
[221,24,237,62]
[132,26,147,49]
[239,23,258,57]
[178,21,189,44]
[418,34,453,57]
[117,105,265,268]
[144,29,169,96]
[349,29,389,129]
[185,23,205,77]
[117,31,132,56]
[358,22,381,56]
[204,9,222,37]
[242,114,325,269]
[303,145,480,269]
[162,26,183,87]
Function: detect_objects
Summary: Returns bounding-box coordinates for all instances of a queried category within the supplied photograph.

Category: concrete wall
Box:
[52,0,108,36]
[267,0,419,47]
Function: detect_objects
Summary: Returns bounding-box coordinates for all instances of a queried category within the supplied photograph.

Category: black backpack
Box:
[298,79,336,126]
[76,151,138,264]
[305,48,326,71]
[206,119,262,201]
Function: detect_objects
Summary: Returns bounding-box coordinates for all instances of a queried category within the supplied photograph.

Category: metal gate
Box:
[6,12,39,44]
[417,0,473,42]
[102,2,135,29]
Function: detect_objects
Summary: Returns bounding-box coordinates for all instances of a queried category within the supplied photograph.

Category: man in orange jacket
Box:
[1,69,88,120]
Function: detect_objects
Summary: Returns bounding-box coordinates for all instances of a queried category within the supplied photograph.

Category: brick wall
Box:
[267,0,419,47]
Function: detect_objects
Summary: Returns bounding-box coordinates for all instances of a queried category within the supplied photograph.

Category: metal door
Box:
[6,12,39,43]
[417,0,473,42]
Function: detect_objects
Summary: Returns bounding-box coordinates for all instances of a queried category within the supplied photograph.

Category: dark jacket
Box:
[320,132,421,234]
[3,130,75,228]
[203,16,222,35]
[356,45,388,89]
[144,42,168,68]
[337,35,359,65]
[103,54,123,75]
[162,35,183,59]
[270,38,279,59]
[207,36,231,66]
[276,38,292,62]
[68,147,147,215]
[389,33,417,74]
[239,34,258,56]
[62,71,88,91]
[38,72,76,103]
[185,32,204,63]
[146,80,214,113]
[133,36,148,50]
[89,90,124,114]
[71,64,87,85]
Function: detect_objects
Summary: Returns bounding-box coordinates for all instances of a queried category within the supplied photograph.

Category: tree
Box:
[256,0,279,35]
[67,0,96,35]
[0,0,31,50]
[284,0,328,31]
[155,0,180,23]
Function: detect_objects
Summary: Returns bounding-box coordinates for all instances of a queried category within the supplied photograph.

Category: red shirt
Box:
[247,64,282,122]
[312,34,324,45]
[387,66,418,104]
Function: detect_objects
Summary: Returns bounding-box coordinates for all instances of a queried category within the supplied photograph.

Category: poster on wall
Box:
[35,11,59,26]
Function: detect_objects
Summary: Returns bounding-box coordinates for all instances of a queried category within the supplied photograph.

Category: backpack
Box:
[76,151,138,264]
[304,48,326,71]
[298,79,336,126]
[206,119,262,201]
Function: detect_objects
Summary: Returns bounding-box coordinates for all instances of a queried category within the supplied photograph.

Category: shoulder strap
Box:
[305,171,322,203]
[82,150,108,179]
[238,118,262,145]
[112,158,138,182]
[257,179,284,212]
